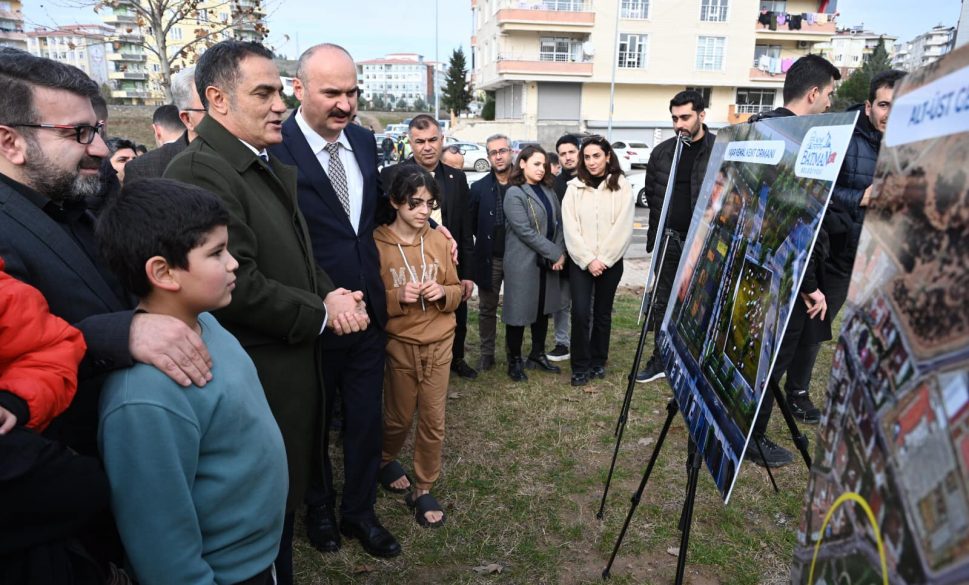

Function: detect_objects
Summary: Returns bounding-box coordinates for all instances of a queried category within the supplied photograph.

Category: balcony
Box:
[108,51,146,62]
[104,13,137,24]
[109,71,148,80]
[496,1,594,33]
[749,67,785,83]
[111,89,150,99]
[497,58,592,76]
[755,13,835,42]
[0,29,26,43]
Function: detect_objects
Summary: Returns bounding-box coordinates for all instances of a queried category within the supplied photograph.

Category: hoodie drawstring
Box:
[397,236,428,311]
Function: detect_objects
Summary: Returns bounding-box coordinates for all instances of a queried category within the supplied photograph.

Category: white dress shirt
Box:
[295,109,365,234]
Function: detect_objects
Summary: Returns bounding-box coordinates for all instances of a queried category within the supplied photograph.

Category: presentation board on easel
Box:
[657,112,857,501]
[791,45,969,585]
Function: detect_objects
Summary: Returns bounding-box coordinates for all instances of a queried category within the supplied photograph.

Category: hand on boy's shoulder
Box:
[129,313,212,388]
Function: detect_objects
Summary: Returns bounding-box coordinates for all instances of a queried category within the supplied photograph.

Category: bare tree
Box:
[87,0,272,102]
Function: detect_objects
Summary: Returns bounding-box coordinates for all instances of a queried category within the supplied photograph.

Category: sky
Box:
[25,0,964,62]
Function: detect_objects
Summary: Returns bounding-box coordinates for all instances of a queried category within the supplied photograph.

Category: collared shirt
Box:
[295,109,364,234]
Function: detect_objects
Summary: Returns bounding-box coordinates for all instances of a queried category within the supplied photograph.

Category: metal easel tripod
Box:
[597,132,690,520]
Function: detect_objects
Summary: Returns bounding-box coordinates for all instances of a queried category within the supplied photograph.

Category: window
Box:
[171,27,183,40]
[753,44,781,67]
[686,86,713,107]
[696,36,725,71]
[759,1,785,11]
[700,0,728,22]
[620,0,649,19]
[198,9,208,22]
[736,88,776,113]
[618,33,648,68]
[539,37,580,62]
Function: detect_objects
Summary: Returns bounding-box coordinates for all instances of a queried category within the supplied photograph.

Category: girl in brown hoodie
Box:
[373,168,462,528]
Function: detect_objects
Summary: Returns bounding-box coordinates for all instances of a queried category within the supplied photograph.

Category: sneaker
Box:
[787,392,821,424]
[745,435,794,468]
[450,359,478,380]
[571,372,589,387]
[590,366,606,379]
[635,355,666,383]
[546,344,570,362]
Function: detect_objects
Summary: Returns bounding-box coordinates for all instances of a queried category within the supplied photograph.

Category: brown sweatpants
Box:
[382,334,454,491]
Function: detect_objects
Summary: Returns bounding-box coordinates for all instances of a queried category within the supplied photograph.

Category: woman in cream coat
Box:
[561,136,635,386]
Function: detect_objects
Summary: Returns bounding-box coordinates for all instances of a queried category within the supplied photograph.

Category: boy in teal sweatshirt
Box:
[95,179,287,585]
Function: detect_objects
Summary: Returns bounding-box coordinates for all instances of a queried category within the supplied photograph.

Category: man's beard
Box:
[22,137,102,202]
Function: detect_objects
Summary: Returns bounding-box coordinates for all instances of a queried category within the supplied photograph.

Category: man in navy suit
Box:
[270,43,400,559]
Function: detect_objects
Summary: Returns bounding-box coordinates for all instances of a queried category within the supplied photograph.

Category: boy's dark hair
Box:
[783,54,841,104]
[509,144,554,188]
[152,104,183,134]
[868,69,906,103]
[548,152,560,166]
[135,144,148,155]
[96,178,229,297]
[379,166,441,225]
[105,137,138,155]
[195,40,275,109]
[555,133,580,151]
[669,90,706,112]
[576,135,624,191]
[0,47,99,129]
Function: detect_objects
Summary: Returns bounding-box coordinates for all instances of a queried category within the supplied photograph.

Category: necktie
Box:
[324,142,351,217]
[258,152,269,163]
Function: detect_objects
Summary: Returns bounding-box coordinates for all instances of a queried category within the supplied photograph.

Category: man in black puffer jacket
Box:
[636,90,717,384]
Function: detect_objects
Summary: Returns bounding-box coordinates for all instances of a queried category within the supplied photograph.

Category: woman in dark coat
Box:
[501,146,567,382]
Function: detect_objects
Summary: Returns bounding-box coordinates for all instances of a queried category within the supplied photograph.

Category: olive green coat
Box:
[165,116,334,511]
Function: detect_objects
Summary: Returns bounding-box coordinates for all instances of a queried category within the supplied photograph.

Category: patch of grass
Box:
[295,293,826,584]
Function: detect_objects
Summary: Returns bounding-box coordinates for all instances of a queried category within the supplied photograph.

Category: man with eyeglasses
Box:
[637,90,716,384]
[380,114,477,379]
[469,134,513,371]
[0,48,214,578]
[124,66,206,184]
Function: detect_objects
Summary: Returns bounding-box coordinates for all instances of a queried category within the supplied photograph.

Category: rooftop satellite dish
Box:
[582,42,595,57]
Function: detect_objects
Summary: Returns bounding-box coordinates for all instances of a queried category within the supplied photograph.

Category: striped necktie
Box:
[324,142,351,217]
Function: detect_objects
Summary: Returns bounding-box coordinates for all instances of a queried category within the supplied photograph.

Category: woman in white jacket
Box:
[561,136,635,386]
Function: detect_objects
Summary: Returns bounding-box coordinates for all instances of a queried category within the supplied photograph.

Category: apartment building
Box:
[357,53,446,108]
[28,24,114,85]
[814,27,897,79]
[101,0,266,104]
[471,0,838,144]
[893,25,956,71]
[0,0,26,51]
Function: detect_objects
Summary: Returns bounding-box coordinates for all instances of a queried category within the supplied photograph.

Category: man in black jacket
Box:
[470,134,512,370]
[547,133,582,362]
[636,90,717,383]
[380,115,477,378]
[745,54,842,468]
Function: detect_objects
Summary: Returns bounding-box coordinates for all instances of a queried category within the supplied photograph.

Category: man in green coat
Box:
[165,40,371,584]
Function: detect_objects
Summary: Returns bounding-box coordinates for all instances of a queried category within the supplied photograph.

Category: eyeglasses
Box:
[581,134,606,145]
[487,147,510,157]
[3,121,105,144]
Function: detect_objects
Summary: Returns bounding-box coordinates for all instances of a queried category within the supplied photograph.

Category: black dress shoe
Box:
[571,372,589,387]
[590,366,606,379]
[450,358,479,379]
[305,505,341,553]
[339,517,402,558]
[507,357,528,382]
[526,354,561,373]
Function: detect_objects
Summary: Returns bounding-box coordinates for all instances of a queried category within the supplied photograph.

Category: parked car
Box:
[627,170,648,208]
[611,139,651,168]
[450,141,491,172]
[510,140,542,160]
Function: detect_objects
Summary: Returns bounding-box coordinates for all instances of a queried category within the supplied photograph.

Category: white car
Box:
[627,170,648,208]
[451,142,492,173]
[612,139,651,168]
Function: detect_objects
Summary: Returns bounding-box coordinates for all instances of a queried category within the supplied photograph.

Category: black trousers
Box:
[506,271,548,359]
[650,232,685,355]
[453,300,468,362]
[307,325,387,523]
[0,427,111,585]
[570,260,624,374]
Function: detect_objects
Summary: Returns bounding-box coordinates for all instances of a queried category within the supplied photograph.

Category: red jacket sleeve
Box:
[0,258,87,431]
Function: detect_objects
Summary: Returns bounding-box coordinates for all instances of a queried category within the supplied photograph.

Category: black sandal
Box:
[405,492,446,528]
[377,460,411,494]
